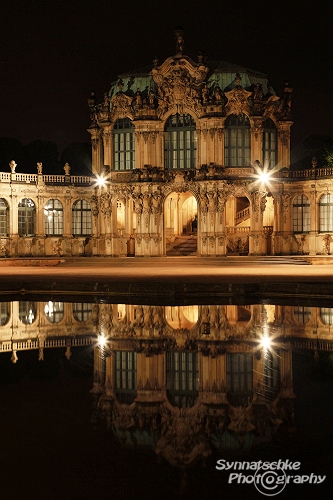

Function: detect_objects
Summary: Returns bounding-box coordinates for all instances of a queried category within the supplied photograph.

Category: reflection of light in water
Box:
[44,301,53,315]
[260,334,271,351]
[117,304,126,321]
[28,309,35,324]
[98,334,107,348]
[264,304,275,323]
[165,305,198,329]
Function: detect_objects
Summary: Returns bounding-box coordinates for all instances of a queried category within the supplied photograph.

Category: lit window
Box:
[319,194,333,232]
[294,306,311,324]
[73,303,92,322]
[164,113,197,169]
[0,302,10,326]
[113,118,135,171]
[320,307,333,325]
[72,200,91,236]
[0,199,9,236]
[19,301,37,324]
[115,351,137,404]
[293,195,310,233]
[44,199,63,236]
[44,301,64,323]
[18,199,36,236]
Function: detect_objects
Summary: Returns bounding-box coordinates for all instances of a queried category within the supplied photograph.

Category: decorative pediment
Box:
[110,92,134,121]
[151,56,209,117]
[224,87,252,116]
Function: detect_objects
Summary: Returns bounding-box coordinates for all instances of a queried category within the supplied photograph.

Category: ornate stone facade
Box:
[2,32,333,257]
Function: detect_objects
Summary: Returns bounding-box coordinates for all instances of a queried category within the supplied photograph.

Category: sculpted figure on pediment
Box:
[152,56,208,117]
[224,87,252,117]
[110,92,133,120]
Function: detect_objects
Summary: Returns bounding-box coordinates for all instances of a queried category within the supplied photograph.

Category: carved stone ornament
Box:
[110,92,133,120]
[151,55,209,117]
[224,87,252,117]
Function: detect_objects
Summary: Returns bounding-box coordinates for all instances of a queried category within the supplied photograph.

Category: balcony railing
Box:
[0,172,93,185]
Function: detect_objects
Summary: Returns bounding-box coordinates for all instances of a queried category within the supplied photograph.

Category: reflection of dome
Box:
[165,305,198,329]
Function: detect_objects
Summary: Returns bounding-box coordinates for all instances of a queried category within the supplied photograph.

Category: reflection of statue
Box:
[9,160,16,173]
[63,163,71,175]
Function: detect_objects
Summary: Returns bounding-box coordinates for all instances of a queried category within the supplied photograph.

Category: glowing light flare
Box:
[260,334,271,351]
[97,334,107,349]
[94,174,109,188]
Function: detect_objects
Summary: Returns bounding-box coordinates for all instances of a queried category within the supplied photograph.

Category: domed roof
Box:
[109,59,271,99]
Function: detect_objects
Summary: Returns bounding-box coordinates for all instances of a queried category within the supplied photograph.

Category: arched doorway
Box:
[225,195,250,255]
[165,191,197,256]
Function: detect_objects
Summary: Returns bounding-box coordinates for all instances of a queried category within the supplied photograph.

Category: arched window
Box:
[320,308,333,325]
[164,113,197,169]
[115,351,137,404]
[44,301,64,323]
[293,195,310,233]
[72,200,91,236]
[262,118,277,168]
[166,351,199,408]
[18,199,35,236]
[73,303,92,322]
[19,301,37,324]
[319,194,333,232]
[294,306,311,324]
[226,353,253,406]
[113,118,135,170]
[0,302,10,326]
[44,199,63,236]
[0,199,9,236]
[224,113,250,167]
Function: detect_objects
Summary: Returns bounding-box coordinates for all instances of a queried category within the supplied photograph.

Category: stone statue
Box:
[37,162,43,174]
[9,160,17,173]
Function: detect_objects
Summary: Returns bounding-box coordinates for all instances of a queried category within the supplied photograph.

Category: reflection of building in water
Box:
[2,299,333,463]
[0,300,96,363]
[89,302,333,465]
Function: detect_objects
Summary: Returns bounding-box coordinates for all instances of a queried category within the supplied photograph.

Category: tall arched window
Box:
[166,351,199,408]
[72,200,91,236]
[262,118,277,168]
[115,351,137,404]
[226,353,253,406]
[319,194,333,232]
[18,199,36,236]
[224,113,250,167]
[44,301,64,323]
[0,199,9,236]
[73,303,92,322]
[19,301,37,324]
[113,118,135,170]
[320,308,333,325]
[0,302,10,326]
[293,195,310,233]
[164,113,197,169]
[44,199,63,235]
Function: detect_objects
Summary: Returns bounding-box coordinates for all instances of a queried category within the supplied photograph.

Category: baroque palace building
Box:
[1,29,333,258]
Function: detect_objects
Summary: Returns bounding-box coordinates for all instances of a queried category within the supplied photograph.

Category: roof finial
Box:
[174,26,184,57]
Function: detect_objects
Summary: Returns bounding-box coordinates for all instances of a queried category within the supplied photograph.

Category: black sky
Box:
[1,0,332,158]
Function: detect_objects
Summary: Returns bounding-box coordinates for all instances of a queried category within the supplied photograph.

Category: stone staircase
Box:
[166,235,197,256]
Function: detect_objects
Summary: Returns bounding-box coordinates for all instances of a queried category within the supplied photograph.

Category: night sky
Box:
[1,0,333,158]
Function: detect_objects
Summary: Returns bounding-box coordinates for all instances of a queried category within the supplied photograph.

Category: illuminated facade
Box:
[2,30,333,257]
[2,298,333,461]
